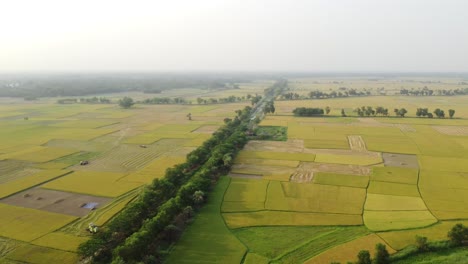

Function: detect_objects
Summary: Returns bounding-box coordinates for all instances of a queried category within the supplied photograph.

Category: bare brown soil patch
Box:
[432,125,468,136]
[1,188,111,217]
[348,135,367,151]
[382,153,419,169]
[243,139,304,153]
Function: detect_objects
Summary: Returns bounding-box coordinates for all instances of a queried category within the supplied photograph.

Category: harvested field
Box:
[363,210,437,231]
[291,162,371,183]
[348,135,367,151]
[432,125,468,136]
[234,158,300,168]
[121,156,186,184]
[367,181,420,197]
[304,234,396,264]
[231,163,296,180]
[1,188,111,217]
[223,211,363,229]
[393,123,416,132]
[364,194,428,211]
[382,153,419,168]
[237,150,316,162]
[0,203,77,242]
[72,139,186,173]
[304,138,350,149]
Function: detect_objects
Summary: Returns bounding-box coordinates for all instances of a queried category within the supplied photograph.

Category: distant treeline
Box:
[0,74,252,99]
[78,106,253,263]
[280,88,370,100]
[400,87,468,96]
[293,107,325,116]
[57,97,111,104]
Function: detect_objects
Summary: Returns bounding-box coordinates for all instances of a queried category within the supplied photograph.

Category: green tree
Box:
[373,243,390,264]
[415,235,429,252]
[398,108,408,117]
[192,190,205,205]
[448,223,468,246]
[325,106,331,114]
[341,108,346,117]
[449,109,455,118]
[357,250,372,264]
[119,96,134,108]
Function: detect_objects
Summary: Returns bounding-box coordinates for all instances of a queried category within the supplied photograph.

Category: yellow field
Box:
[363,210,437,231]
[234,157,300,168]
[304,234,396,264]
[378,220,468,250]
[370,167,419,184]
[364,194,428,211]
[314,153,382,166]
[42,171,141,197]
[236,151,316,162]
[0,204,77,242]
[6,244,78,264]
[367,181,420,197]
[312,173,369,188]
[0,146,78,163]
[0,169,71,198]
[223,211,363,229]
[31,232,88,252]
[121,156,186,184]
[266,181,366,214]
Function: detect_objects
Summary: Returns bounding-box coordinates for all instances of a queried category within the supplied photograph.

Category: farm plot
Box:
[265,181,366,214]
[314,153,382,166]
[371,166,419,184]
[312,172,369,188]
[234,158,300,168]
[378,220,468,250]
[236,150,316,162]
[74,138,185,173]
[367,181,420,197]
[222,178,268,212]
[230,163,296,181]
[166,177,247,264]
[124,124,200,144]
[242,139,304,153]
[418,156,468,172]
[363,135,420,155]
[1,188,111,217]
[291,162,371,183]
[121,156,186,184]
[42,171,141,197]
[364,194,428,211]
[223,211,363,229]
[6,244,78,264]
[0,161,40,184]
[0,146,78,163]
[50,119,119,129]
[0,169,71,199]
[381,153,419,168]
[363,210,437,231]
[431,125,468,136]
[234,226,369,263]
[0,203,77,242]
[31,232,88,252]
[348,135,367,151]
[304,234,396,264]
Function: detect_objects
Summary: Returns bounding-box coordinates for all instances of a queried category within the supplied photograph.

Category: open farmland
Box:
[166,78,468,264]
[0,84,256,263]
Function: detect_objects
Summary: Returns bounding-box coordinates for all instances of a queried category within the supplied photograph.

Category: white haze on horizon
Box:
[1,0,468,73]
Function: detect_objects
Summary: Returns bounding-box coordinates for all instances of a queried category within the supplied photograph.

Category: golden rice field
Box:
[0,90,253,263]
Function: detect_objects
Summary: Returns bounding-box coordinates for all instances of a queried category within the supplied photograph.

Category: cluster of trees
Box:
[293,107,325,116]
[57,97,112,104]
[264,101,275,114]
[140,97,189,105]
[416,108,455,118]
[354,106,390,117]
[196,95,248,104]
[78,106,253,263]
[0,74,252,99]
[280,88,369,100]
[119,97,135,108]
[342,223,468,264]
[400,87,468,96]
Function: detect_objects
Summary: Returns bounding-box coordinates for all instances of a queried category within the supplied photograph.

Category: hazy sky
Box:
[1,0,468,72]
